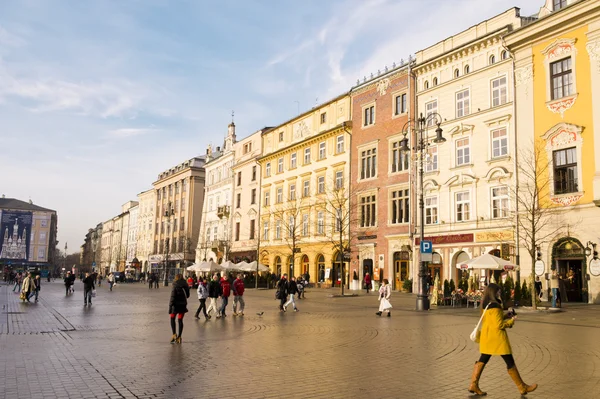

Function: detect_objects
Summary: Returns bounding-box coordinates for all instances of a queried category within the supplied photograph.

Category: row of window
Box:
[153,237,189,254]
[236,166,258,186]
[264,135,345,177]
[156,179,188,200]
[261,210,341,241]
[155,218,186,234]
[359,186,510,228]
[264,172,344,206]
[359,127,508,180]
[276,113,329,143]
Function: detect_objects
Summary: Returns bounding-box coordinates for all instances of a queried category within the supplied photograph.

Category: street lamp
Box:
[163,202,175,286]
[400,112,446,312]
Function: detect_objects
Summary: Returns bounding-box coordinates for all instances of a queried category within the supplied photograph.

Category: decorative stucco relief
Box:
[550,194,583,207]
[515,65,533,97]
[293,120,311,140]
[587,40,600,73]
[542,38,577,61]
[546,95,577,118]
[376,78,390,96]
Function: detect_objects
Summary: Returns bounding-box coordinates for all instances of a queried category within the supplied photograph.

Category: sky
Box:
[0,0,540,254]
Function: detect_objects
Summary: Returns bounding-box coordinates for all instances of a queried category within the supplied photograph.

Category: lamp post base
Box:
[416,295,430,311]
[163,279,168,287]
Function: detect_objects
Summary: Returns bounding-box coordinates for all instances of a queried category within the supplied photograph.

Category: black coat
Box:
[277,278,289,298]
[83,275,95,290]
[208,279,222,298]
[288,280,298,295]
[169,279,190,314]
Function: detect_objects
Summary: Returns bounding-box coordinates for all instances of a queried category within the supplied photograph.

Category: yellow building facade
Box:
[507,0,600,303]
[258,94,351,285]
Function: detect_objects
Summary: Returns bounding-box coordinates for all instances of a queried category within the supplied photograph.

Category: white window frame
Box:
[391,141,409,173]
[456,137,471,166]
[275,220,281,239]
[455,191,471,222]
[360,147,377,180]
[426,146,438,172]
[289,184,296,201]
[264,191,270,206]
[335,171,344,189]
[263,221,269,241]
[290,153,297,169]
[336,135,344,154]
[276,187,283,203]
[319,142,326,160]
[303,180,310,197]
[425,100,438,126]
[277,158,284,173]
[491,76,508,107]
[317,176,325,194]
[359,194,377,228]
[302,214,309,236]
[491,186,509,219]
[304,147,311,164]
[363,103,375,127]
[456,89,470,118]
[390,189,410,225]
[317,211,325,235]
[425,197,438,225]
[394,93,407,116]
[491,127,508,159]
[265,162,271,177]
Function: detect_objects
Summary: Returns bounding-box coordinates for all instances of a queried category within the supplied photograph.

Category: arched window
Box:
[454,69,460,78]
[288,255,294,277]
[275,256,282,276]
[424,80,429,90]
[464,65,470,74]
[501,50,509,60]
[301,255,309,274]
[489,55,496,65]
[317,254,325,282]
[433,77,438,86]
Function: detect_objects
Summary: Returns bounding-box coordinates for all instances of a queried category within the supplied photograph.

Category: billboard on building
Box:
[0,211,33,261]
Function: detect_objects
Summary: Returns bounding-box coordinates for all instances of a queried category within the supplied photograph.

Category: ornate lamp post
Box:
[399,112,446,312]
[163,202,175,287]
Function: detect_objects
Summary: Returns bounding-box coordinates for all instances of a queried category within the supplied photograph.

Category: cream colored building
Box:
[136,189,156,273]
[100,201,137,273]
[196,123,236,263]
[229,128,271,263]
[413,8,530,286]
[151,156,206,277]
[258,94,352,282]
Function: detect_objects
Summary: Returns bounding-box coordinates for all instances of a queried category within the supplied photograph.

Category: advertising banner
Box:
[0,211,32,261]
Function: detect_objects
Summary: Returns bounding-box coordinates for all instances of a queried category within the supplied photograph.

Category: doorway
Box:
[363,259,373,280]
[332,252,342,286]
[556,259,583,302]
[393,251,409,290]
[553,237,586,303]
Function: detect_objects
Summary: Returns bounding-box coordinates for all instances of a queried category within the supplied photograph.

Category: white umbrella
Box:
[457,253,516,270]
[220,260,242,272]
[246,261,270,273]
[187,260,221,273]
[234,261,251,270]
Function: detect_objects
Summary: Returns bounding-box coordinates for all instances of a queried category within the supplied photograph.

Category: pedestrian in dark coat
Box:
[83,272,95,306]
[206,274,222,317]
[276,274,289,312]
[169,274,190,344]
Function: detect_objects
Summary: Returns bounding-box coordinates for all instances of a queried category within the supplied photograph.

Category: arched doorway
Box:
[275,256,282,277]
[429,252,442,281]
[454,251,470,284]
[301,255,309,275]
[332,252,342,286]
[317,255,325,283]
[393,251,410,290]
[552,237,586,302]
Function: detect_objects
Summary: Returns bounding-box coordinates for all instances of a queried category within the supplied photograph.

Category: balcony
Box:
[211,240,226,251]
[217,206,230,219]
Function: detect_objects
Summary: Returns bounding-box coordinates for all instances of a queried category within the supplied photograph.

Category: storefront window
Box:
[317,255,325,282]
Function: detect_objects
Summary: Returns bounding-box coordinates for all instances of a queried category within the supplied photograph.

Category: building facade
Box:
[80,223,102,274]
[507,0,600,303]
[126,203,138,267]
[196,124,236,264]
[151,156,206,277]
[229,128,271,263]
[136,189,156,273]
[258,94,352,284]
[411,8,530,289]
[349,62,415,291]
[0,197,58,277]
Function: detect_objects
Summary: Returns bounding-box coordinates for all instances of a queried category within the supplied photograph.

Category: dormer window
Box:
[464,65,470,74]
[424,80,429,90]
[489,55,496,65]
[432,77,438,86]
[454,69,460,78]
[553,0,567,11]
[501,50,509,60]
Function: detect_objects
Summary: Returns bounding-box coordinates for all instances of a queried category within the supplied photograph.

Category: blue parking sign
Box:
[420,240,433,253]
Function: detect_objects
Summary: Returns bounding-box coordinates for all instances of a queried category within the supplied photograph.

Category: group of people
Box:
[63,271,103,305]
[167,273,248,344]
[275,274,308,312]
[148,272,160,289]
[12,272,41,303]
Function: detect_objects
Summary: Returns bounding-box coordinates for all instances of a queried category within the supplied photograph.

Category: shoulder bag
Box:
[469,303,491,343]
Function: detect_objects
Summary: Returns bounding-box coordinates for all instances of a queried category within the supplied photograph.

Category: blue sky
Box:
[0,0,539,254]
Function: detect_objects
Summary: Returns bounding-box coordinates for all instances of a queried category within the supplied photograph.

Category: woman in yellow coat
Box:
[468,283,537,396]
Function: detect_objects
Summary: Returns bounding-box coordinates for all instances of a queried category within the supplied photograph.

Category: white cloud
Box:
[108,127,158,138]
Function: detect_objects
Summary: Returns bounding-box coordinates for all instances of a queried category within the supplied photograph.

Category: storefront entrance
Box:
[393,251,409,290]
[363,259,373,280]
[552,237,586,303]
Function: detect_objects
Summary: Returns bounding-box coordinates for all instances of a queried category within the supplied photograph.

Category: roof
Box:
[0,197,56,213]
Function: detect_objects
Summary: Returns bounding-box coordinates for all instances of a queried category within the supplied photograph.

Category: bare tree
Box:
[271,195,312,278]
[515,144,563,309]
[320,177,363,295]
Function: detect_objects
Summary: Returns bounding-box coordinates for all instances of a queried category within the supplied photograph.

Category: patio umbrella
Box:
[246,261,270,273]
[187,261,221,273]
[220,260,242,272]
[458,253,516,270]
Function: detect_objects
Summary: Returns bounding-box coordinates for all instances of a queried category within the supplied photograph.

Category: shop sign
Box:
[590,259,600,277]
[358,235,377,240]
[534,260,545,276]
[475,230,514,243]
[415,234,474,245]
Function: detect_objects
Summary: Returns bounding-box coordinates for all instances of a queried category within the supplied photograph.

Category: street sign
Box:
[590,259,600,277]
[342,252,351,261]
[420,240,433,262]
[534,260,545,276]
[92,262,96,266]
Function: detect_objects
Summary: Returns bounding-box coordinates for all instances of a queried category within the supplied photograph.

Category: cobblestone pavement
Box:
[1,281,599,399]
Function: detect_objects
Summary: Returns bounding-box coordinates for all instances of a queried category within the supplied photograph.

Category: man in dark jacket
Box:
[83,272,95,306]
[276,274,289,312]
[218,276,231,318]
[283,276,299,312]
[207,274,222,318]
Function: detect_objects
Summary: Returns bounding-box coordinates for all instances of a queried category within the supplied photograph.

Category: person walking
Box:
[376,279,392,317]
[276,274,289,312]
[154,272,160,289]
[534,276,542,300]
[64,271,73,295]
[283,276,299,312]
[206,274,221,318]
[550,270,559,308]
[22,273,34,302]
[148,273,154,289]
[218,275,231,318]
[97,274,103,287]
[168,274,190,344]
[83,272,95,306]
[232,274,245,316]
[364,272,371,294]
[12,272,22,293]
[33,275,41,302]
[194,277,209,320]
[296,277,305,299]
[107,272,115,292]
[468,283,537,396]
